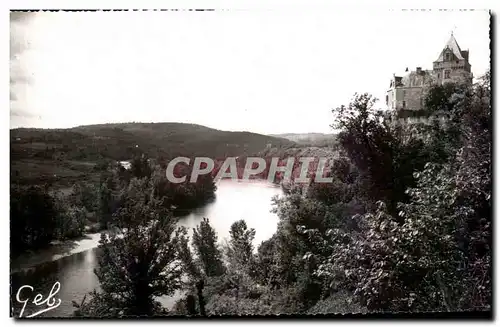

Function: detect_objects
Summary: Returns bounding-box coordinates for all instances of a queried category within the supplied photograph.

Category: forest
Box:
[11,72,491,316]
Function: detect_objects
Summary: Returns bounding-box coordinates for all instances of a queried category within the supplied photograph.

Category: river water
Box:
[10,180,283,318]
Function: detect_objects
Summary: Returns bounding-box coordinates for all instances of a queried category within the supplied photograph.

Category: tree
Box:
[75,178,184,317]
[130,154,153,179]
[255,236,281,288]
[71,182,99,213]
[98,181,113,230]
[331,93,442,219]
[53,201,87,239]
[175,226,202,282]
[424,82,468,113]
[226,220,256,268]
[192,218,225,277]
[331,93,399,215]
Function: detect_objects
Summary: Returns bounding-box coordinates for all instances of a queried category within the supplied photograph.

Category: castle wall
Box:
[387,87,423,111]
[433,59,472,85]
[387,70,433,110]
[401,87,423,110]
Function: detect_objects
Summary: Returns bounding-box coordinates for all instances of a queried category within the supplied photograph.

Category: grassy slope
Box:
[11,122,295,187]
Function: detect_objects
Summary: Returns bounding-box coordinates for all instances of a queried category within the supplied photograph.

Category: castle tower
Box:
[386,33,473,112]
[432,33,473,85]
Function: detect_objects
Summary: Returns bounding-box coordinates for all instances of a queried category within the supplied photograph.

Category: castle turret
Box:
[432,33,472,84]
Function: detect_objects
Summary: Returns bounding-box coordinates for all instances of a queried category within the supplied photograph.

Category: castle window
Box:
[402,101,406,109]
[438,73,440,79]
[445,70,450,79]
[445,52,451,61]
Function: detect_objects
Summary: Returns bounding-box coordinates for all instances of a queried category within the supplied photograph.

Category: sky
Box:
[10,9,491,134]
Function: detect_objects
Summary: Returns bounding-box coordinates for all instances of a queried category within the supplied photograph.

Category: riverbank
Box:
[10,232,103,273]
[10,201,211,273]
[11,191,216,273]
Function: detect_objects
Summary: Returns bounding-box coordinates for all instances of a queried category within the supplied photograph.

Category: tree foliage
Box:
[310,72,492,312]
[226,220,256,269]
[75,178,184,317]
[10,185,58,254]
[192,218,225,278]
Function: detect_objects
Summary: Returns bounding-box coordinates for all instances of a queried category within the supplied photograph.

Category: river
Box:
[10,180,283,318]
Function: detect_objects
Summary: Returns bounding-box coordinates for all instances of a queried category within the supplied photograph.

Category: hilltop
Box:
[10,122,294,187]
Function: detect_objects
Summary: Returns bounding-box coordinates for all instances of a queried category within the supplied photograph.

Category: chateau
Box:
[386,34,473,111]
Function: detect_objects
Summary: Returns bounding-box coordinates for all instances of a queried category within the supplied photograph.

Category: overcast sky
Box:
[10,9,490,134]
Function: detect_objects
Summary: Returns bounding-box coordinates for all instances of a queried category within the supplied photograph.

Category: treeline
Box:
[11,184,91,256]
[10,154,217,257]
[11,122,294,163]
[73,72,490,316]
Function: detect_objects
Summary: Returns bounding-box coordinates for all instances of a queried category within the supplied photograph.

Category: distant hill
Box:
[270,133,337,147]
[10,122,295,186]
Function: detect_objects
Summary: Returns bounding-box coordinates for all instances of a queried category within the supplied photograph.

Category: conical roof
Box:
[435,33,464,61]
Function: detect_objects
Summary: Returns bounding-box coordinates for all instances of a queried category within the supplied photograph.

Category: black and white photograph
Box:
[9,7,492,319]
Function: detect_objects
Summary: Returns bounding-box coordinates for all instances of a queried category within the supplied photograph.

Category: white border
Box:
[2,0,498,326]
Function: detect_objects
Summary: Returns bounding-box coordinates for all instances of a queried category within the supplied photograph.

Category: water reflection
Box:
[179,180,282,246]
